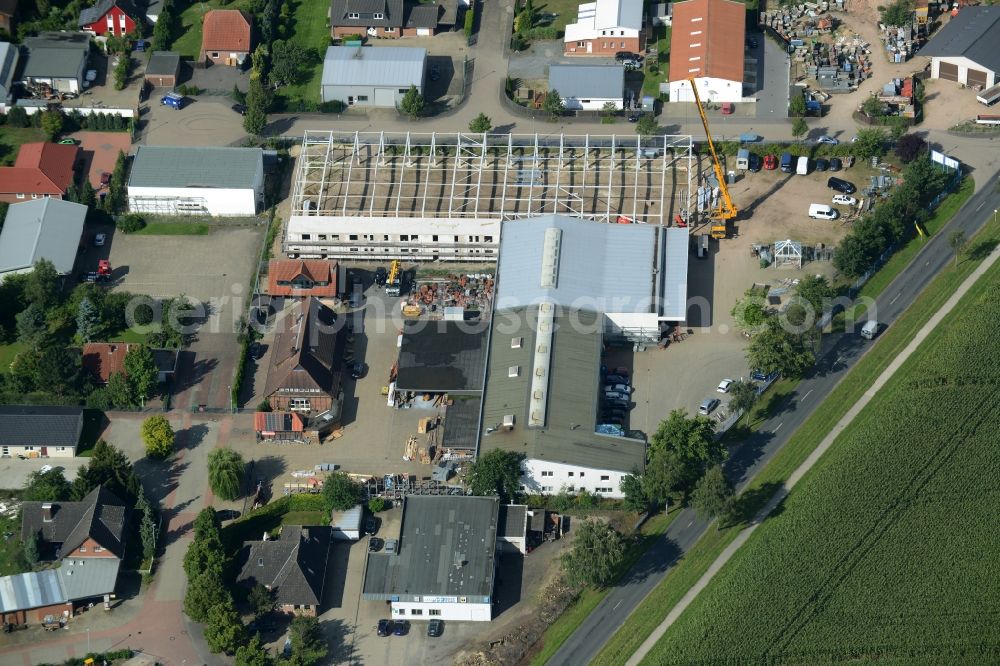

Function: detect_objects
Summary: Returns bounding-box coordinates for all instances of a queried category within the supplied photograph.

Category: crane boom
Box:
[687,78,738,237]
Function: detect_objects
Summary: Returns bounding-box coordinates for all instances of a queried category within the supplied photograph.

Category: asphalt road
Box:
[549,173,1000,666]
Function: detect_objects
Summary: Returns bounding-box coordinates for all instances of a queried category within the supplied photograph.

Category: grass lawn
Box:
[133,222,210,235]
[275,0,336,108]
[528,511,677,666]
[171,0,256,59]
[0,515,29,576]
[77,409,107,457]
[641,26,670,98]
[107,328,150,344]
[535,0,584,34]
[0,127,47,166]
[593,212,1000,665]
[282,510,327,525]
[643,251,1000,663]
[0,341,26,374]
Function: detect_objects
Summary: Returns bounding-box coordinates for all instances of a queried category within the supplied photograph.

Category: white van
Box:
[861,320,879,340]
[808,204,838,220]
[796,156,810,175]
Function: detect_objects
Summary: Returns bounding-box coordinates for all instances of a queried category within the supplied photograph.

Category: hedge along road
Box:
[547,170,1000,666]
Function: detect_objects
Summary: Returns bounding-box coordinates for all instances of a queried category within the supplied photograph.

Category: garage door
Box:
[374,88,396,107]
[938,61,958,82]
[967,68,988,88]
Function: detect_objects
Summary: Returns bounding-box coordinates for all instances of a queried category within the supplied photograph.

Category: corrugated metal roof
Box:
[127,145,263,189]
[0,570,63,612]
[330,505,363,533]
[322,46,426,88]
[548,65,624,100]
[658,227,689,320]
[0,42,19,103]
[22,33,89,81]
[57,557,120,601]
[0,199,87,275]
[920,7,1000,74]
[495,215,657,315]
[595,0,643,29]
[146,51,180,76]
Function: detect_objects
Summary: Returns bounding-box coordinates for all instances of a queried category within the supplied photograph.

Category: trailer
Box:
[975,115,1000,126]
[976,84,1000,107]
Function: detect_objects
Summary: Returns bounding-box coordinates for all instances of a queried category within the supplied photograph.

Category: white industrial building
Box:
[667,0,746,104]
[320,46,426,108]
[363,496,501,622]
[0,198,87,281]
[127,146,264,216]
[285,131,695,261]
[920,6,999,89]
[548,64,625,111]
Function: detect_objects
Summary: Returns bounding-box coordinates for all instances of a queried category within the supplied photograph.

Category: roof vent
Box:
[42,503,53,522]
[539,228,562,288]
[502,414,515,429]
[508,366,520,378]
[511,337,522,349]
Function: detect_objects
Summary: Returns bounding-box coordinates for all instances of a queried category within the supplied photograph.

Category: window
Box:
[301,233,311,240]
[579,472,585,477]
[410,609,423,615]
[542,486,553,492]
[95,546,103,552]
[349,234,359,240]
[399,88,408,94]
[601,30,606,35]
[357,95,369,101]
[31,194,38,199]
[15,193,25,199]
[258,557,264,566]
[303,604,311,610]
[290,398,310,410]
[348,11,359,18]
[318,234,327,240]
[601,475,610,481]
[211,52,219,58]
[79,546,87,552]
[620,30,624,35]
[374,12,384,19]
[568,485,575,492]
[384,26,395,32]
[541,470,553,477]
[383,235,390,241]
[429,609,441,616]
[484,236,493,242]
[568,471,575,477]
[577,41,585,47]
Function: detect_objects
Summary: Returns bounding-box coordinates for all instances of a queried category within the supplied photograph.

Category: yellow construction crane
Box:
[688,78,738,239]
[385,260,402,296]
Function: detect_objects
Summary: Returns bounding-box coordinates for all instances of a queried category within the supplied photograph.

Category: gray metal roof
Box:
[395,321,489,394]
[479,306,647,473]
[127,145,263,189]
[657,227,690,320]
[405,4,440,28]
[0,405,83,449]
[331,505,363,533]
[0,42,19,104]
[0,570,63,613]
[548,65,625,101]
[0,199,87,276]
[442,395,482,451]
[495,215,657,315]
[919,7,1000,74]
[146,51,180,76]
[497,504,527,539]
[362,496,499,602]
[22,33,89,80]
[322,46,426,88]
[56,557,120,601]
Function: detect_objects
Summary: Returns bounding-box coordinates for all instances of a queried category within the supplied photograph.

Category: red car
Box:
[763,154,777,170]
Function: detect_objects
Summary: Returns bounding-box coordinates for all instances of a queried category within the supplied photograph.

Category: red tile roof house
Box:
[78,0,144,37]
[0,142,79,204]
[268,259,339,298]
[200,9,253,67]
[0,0,17,35]
[81,342,179,385]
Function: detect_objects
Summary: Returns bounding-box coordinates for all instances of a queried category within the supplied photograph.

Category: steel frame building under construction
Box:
[284,131,695,262]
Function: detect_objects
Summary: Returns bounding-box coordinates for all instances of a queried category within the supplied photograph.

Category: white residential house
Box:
[564,0,642,56]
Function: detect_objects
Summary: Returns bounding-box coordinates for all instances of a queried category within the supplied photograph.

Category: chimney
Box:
[42,503,54,522]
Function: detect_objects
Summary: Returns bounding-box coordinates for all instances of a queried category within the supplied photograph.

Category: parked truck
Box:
[385,260,402,297]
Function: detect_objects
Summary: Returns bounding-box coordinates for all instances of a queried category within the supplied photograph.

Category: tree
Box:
[468,112,492,133]
[643,448,697,508]
[619,474,648,512]
[636,113,659,136]
[76,297,99,342]
[728,380,758,427]
[137,491,157,561]
[153,5,172,49]
[23,529,40,565]
[234,634,274,666]
[468,448,523,500]
[244,77,269,135]
[368,496,386,513]
[8,350,40,394]
[116,213,146,233]
[730,294,769,333]
[113,54,129,90]
[24,258,61,309]
[689,465,735,529]
[791,117,808,140]
[184,570,227,621]
[107,371,135,407]
[183,508,226,581]
[321,472,363,511]
[23,468,72,502]
[6,105,29,128]
[649,410,723,466]
[40,110,63,141]
[35,345,80,395]
[542,89,564,118]
[248,584,274,619]
[561,520,626,588]
[788,93,807,117]
[15,303,47,346]
[208,448,246,501]
[794,274,835,318]
[853,128,887,160]
[399,85,425,119]
[141,415,174,459]
[203,596,247,654]
[270,40,308,86]
[72,440,142,504]
[285,615,329,665]
[861,96,884,118]
[895,133,927,163]
[601,100,618,120]
[124,345,158,402]
[104,151,128,214]
[880,0,913,27]
[949,230,967,267]
[746,317,815,379]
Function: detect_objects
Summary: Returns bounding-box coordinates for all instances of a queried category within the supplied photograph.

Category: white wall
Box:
[561,95,622,111]
[931,56,997,87]
[0,445,75,458]
[391,601,492,621]
[669,77,743,103]
[521,458,629,499]
[128,186,259,216]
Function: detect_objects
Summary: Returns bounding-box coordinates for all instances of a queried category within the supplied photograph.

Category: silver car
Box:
[698,397,720,415]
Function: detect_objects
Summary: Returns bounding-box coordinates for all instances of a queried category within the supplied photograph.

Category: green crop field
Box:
[642,262,1000,664]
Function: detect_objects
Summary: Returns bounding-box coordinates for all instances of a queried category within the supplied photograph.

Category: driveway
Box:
[754,31,791,119]
[139,94,248,147]
[508,40,617,81]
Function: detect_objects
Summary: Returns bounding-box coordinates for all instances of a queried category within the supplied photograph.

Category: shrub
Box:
[464,3,476,37]
[116,213,146,233]
[368,497,386,513]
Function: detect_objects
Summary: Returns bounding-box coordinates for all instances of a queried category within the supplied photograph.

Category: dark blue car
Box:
[393,620,409,636]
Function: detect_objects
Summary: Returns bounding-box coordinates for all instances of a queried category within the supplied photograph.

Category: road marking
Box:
[801,389,813,401]
[976,200,985,211]
[613,600,623,611]
[774,422,784,432]
[834,355,843,367]
[890,292,901,305]
[687,520,694,528]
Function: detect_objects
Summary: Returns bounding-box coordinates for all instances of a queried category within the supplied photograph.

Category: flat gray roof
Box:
[146,51,180,76]
[495,215,657,315]
[395,321,489,394]
[549,65,625,100]
[322,46,426,88]
[0,42,19,103]
[443,395,482,451]
[56,557,120,601]
[362,496,499,602]
[920,7,1000,74]
[128,145,263,189]
[0,199,87,275]
[479,305,646,473]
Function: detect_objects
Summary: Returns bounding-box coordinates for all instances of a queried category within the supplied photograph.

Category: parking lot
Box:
[68,131,132,192]
[140,94,249,147]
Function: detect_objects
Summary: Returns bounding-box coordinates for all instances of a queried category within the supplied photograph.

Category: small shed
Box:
[330,504,363,541]
[145,51,180,87]
[773,239,803,268]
